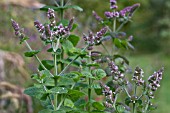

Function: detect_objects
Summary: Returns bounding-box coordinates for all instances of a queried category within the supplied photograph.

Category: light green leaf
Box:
[92,69,106,80]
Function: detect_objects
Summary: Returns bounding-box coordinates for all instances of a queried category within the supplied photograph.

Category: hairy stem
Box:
[58,45,89,76]
[24,40,49,71]
[123,85,131,98]
[133,84,137,113]
[101,43,110,55]
[116,19,129,32]
[144,97,150,113]
[113,94,118,113]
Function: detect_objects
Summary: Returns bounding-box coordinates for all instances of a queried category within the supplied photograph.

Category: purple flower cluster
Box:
[108,61,125,80]
[11,19,25,39]
[110,0,118,9]
[148,68,164,91]
[119,3,140,17]
[83,27,107,49]
[53,23,70,37]
[34,18,74,41]
[105,11,119,19]
[132,67,144,86]
[47,8,56,27]
[92,11,103,22]
[34,20,45,34]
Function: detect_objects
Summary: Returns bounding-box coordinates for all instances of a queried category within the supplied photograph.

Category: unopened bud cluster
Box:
[83,27,107,50]
[47,8,56,27]
[110,0,118,9]
[132,67,144,86]
[93,2,140,21]
[11,19,25,39]
[119,3,140,17]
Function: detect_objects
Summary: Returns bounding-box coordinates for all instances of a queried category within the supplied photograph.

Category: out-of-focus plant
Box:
[11,0,164,113]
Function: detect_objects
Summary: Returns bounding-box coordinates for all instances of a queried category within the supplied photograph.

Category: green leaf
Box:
[20,36,29,44]
[61,40,74,54]
[113,55,129,65]
[24,86,44,99]
[92,69,106,80]
[40,5,83,12]
[68,90,85,102]
[81,71,95,79]
[64,72,81,82]
[64,98,74,108]
[38,109,52,113]
[39,60,54,70]
[116,105,126,113]
[71,23,78,32]
[92,102,105,111]
[58,76,75,86]
[50,87,68,94]
[90,84,101,89]
[65,5,83,12]
[68,35,80,47]
[74,99,86,107]
[114,38,122,48]
[39,70,54,79]
[24,50,40,57]
[40,6,64,11]
[125,97,131,106]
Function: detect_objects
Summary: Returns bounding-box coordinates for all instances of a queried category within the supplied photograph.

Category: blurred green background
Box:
[0,0,169,113]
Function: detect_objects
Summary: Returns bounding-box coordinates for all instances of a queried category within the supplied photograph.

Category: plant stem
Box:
[87,51,92,112]
[144,97,150,113]
[60,0,64,71]
[24,40,48,71]
[101,43,110,55]
[57,83,75,110]
[43,85,55,109]
[53,39,60,110]
[58,45,89,76]
[133,84,137,113]
[113,94,118,113]
[113,18,116,32]
[116,19,129,32]
[123,85,131,98]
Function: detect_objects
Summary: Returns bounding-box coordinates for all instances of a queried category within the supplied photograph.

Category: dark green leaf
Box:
[74,99,86,107]
[39,60,54,70]
[125,97,131,106]
[38,109,52,113]
[68,35,80,47]
[50,87,68,94]
[68,90,85,102]
[81,71,95,79]
[24,50,40,57]
[92,102,105,111]
[92,69,106,80]
[24,86,44,99]
[58,76,75,86]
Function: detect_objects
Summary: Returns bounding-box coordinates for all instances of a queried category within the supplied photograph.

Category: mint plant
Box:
[11,0,164,113]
